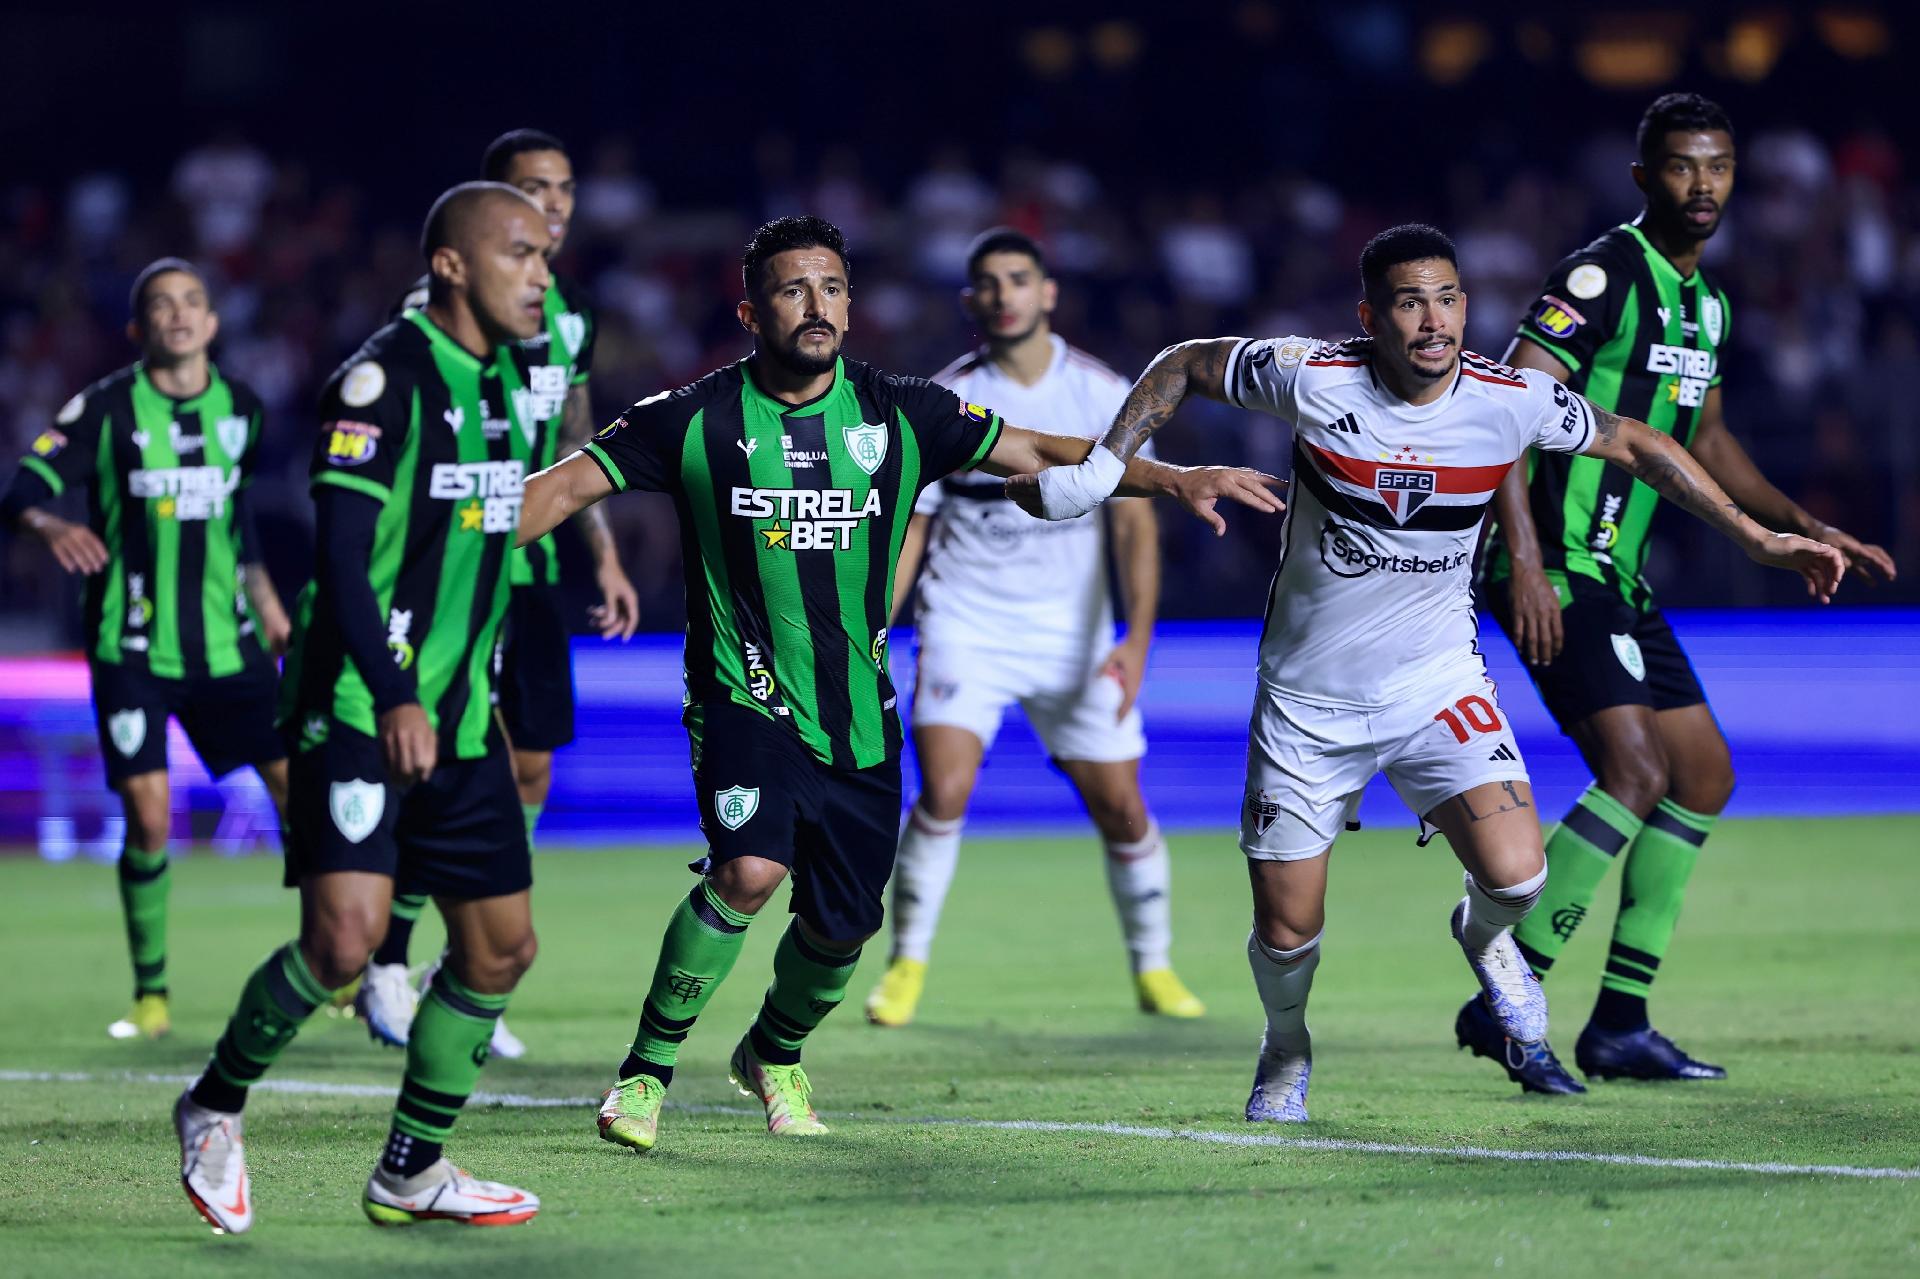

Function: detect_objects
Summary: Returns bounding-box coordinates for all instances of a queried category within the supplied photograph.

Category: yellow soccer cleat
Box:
[597,1075,667,1153]
[863,957,926,1027]
[1135,968,1206,1018]
[728,1037,829,1137]
[107,992,170,1040]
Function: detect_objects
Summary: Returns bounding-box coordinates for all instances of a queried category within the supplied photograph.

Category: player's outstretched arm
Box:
[1499,339,1576,665]
[1582,402,1846,603]
[984,425,1281,536]
[518,451,614,550]
[559,385,640,639]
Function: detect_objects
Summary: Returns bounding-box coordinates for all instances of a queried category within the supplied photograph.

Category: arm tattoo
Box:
[1098,339,1231,461]
[558,384,614,553]
[1626,427,1744,536]
[1590,404,1622,448]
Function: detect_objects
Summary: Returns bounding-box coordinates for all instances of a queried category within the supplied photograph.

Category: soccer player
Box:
[172,183,549,1233]
[0,259,291,1042]
[1465,93,1896,1089]
[358,128,638,1057]
[514,215,1276,1152]
[1011,224,1843,1122]
[864,228,1203,1027]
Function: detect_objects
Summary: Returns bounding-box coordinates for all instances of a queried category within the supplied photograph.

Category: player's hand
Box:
[261,607,292,658]
[590,559,641,641]
[1165,466,1285,537]
[27,511,109,574]
[1004,472,1046,519]
[1101,635,1151,721]
[1507,562,1563,667]
[378,702,437,786]
[1808,522,1897,586]
[1747,531,1846,604]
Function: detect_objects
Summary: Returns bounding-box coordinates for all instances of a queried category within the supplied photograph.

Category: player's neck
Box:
[747,353,836,406]
[986,328,1054,387]
[144,353,211,399]
[424,299,495,360]
[1638,213,1706,278]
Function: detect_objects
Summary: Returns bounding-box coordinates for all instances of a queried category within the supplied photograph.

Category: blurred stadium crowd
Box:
[3,16,1915,642]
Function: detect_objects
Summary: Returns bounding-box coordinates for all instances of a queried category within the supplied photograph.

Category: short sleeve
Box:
[1222,336,1314,420]
[1517,368,1595,456]
[17,386,106,496]
[1514,251,1623,376]
[310,355,414,503]
[895,377,1004,480]
[581,389,681,494]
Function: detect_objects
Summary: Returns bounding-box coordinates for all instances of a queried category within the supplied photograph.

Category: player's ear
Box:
[1356,298,1376,337]
[125,319,142,348]
[1041,277,1058,315]
[1630,162,1648,197]
[736,297,758,336]
[430,245,466,293]
[204,310,220,346]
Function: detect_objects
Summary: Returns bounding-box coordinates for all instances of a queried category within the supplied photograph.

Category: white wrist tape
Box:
[1035,446,1127,521]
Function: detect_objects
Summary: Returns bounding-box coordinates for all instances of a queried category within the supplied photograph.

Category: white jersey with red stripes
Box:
[1223,335,1596,708]
[916,335,1141,662]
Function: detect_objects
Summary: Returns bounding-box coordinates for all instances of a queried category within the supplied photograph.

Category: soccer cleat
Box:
[415,953,526,1058]
[362,1158,538,1227]
[1244,1048,1311,1123]
[1450,898,1549,1044]
[728,1037,829,1136]
[1135,968,1206,1018]
[108,992,170,1040]
[355,962,418,1047]
[597,1075,668,1152]
[1575,1023,1728,1082]
[175,1090,251,1235]
[1454,996,1586,1095]
[864,956,927,1027]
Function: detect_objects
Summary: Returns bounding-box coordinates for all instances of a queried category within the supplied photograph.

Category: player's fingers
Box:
[1545,612,1564,662]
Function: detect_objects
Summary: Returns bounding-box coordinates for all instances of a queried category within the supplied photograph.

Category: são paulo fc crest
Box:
[329,779,385,845]
[107,708,147,758]
[843,422,888,476]
[1374,467,1437,523]
[714,785,760,831]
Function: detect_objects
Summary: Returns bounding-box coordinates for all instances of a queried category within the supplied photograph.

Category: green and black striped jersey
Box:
[279,310,531,759]
[585,356,1005,770]
[14,363,268,678]
[1488,222,1731,607]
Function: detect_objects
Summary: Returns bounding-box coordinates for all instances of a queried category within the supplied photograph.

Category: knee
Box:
[514,751,553,800]
[708,859,787,915]
[915,776,974,824]
[119,790,171,851]
[1670,760,1735,816]
[459,929,538,994]
[304,928,381,989]
[1596,753,1669,817]
[1252,900,1323,953]
[1085,789,1150,846]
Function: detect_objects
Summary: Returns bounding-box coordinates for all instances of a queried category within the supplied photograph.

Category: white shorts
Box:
[910,640,1147,763]
[1239,671,1530,861]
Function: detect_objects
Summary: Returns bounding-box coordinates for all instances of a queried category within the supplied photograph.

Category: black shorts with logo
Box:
[497,583,576,752]
[1488,576,1707,730]
[283,719,531,900]
[686,698,902,940]
[89,659,285,786]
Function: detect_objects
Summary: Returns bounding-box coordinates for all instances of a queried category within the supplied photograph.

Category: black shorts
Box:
[497,583,576,752]
[687,698,902,940]
[283,720,531,900]
[89,659,284,786]
[1488,577,1707,730]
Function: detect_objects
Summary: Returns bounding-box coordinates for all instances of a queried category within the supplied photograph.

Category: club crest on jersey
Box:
[1611,633,1647,681]
[107,708,147,758]
[329,779,385,845]
[215,415,249,460]
[844,421,888,476]
[713,785,760,831]
[1246,786,1280,837]
[1374,467,1436,523]
[556,312,586,359]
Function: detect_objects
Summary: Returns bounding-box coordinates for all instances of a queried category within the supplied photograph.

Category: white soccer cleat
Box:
[355,962,419,1047]
[1451,898,1550,1044]
[362,1158,539,1227]
[489,1017,526,1060]
[175,1090,252,1235]
[1245,1047,1312,1123]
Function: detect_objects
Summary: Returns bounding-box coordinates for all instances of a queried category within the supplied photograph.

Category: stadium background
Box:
[2,2,1916,850]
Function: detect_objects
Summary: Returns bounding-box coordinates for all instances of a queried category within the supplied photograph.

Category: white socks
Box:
[1459,866,1548,953]
[1105,820,1173,972]
[1247,929,1321,1058]
[888,803,965,963]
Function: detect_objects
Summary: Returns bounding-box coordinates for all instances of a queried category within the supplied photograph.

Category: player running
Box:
[514,215,1276,1152]
[865,228,1203,1027]
[358,128,639,1058]
[172,184,548,1233]
[1011,224,1843,1122]
[0,258,291,1042]
[1464,93,1896,1091]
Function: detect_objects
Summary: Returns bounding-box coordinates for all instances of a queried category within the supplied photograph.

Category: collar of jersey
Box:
[133,361,222,409]
[407,309,498,375]
[741,355,845,418]
[1621,221,1700,286]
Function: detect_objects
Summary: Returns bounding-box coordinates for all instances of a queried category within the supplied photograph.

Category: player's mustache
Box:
[792,321,836,343]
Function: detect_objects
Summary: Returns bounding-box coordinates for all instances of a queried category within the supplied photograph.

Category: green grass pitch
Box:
[2,816,1916,1276]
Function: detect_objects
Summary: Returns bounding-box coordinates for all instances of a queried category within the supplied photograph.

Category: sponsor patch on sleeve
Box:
[962,402,992,424]
[30,429,68,459]
[595,416,626,441]
[1566,263,1607,300]
[56,393,86,425]
[323,420,382,466]
[340,361,386,408]
[1532,296,1585,339]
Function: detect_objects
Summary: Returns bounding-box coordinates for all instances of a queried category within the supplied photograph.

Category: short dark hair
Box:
[965,227,1047,279]
[1636,93,1733,167]
[482,128,567,182]
[741,215,849,296]
[1358,223,1458,301]
[128,257,205,320]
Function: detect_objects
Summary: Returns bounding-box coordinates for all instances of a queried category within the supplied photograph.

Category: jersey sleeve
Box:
[581,390,681,493]
[895,377,1004,480]
[1514,249,1626,376]
[1221,336,1314,420]
[1518,368,1595,456]
[310,355,414,503]
[16,386,106,498]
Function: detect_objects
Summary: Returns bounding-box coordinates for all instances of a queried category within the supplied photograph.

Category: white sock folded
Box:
[1247,929,1322,1058]
[1460,865,1548,953]
[888,803,965,963]
[1105,819,1173,972]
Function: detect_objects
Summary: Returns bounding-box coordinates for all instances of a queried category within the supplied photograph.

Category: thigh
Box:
[283,720,401,888]
[497,584,577,752]
[1027,665,1147,765]
[1379,674,1530,828]
[910,722,986,817]
[793,758,902,944]
[394,747,533,901]
[1633,605,1708,713]
[90,660,170,784]
[1424,779,1546,886]
[1241,688,1376,861]
[687,699,805,869]
[1516,584,1656,731]
[1653,701,1734,812]
[179,665,286,779]
[910,640,1017,751]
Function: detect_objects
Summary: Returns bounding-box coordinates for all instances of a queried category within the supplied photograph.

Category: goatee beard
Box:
[769,331,840,376]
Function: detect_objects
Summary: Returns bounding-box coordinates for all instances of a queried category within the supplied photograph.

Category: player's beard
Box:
[769,322,842,376]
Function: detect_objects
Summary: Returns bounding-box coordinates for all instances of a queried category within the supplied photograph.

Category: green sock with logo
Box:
[1512,784,1644,980]
[747,922,862,1065]
[117,843,171,997]
[382,966,513,1177]
[617,881,755,1085]
[189,942,334,1113]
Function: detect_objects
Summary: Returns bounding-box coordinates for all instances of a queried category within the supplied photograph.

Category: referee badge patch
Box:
[714,785,760,831]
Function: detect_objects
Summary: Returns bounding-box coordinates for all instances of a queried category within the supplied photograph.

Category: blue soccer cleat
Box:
[1244,1048,1311,1123]
[1575,1023,1727,1081]
[1454,997,1586,1095]
[1450,898,1550,1044]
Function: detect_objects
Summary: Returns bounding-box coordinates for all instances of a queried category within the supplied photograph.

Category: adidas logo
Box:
[1325,412,1360,435]
[1487,743,1518,762]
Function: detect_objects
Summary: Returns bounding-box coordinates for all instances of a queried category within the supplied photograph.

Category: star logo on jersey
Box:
[761,523,790,549]
[329,779,385,845]
[843,422,888,476]
[156,496,177,519]
[713,786,760,832]
[107,708,147,758]
[459,499,485,531]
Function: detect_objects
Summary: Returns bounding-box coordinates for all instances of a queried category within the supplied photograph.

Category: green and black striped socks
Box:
[1592,798,1717,1029]
[618,881,755,1085]
[117,843,170,998]
[383,966,512,1177]
[1512,784,1644,979]
[747,923,861,1066]
[373,892,429,966]
[190,942,333,1113]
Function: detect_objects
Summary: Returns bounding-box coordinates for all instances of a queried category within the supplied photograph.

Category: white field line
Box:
[4,1069,1916,1182]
